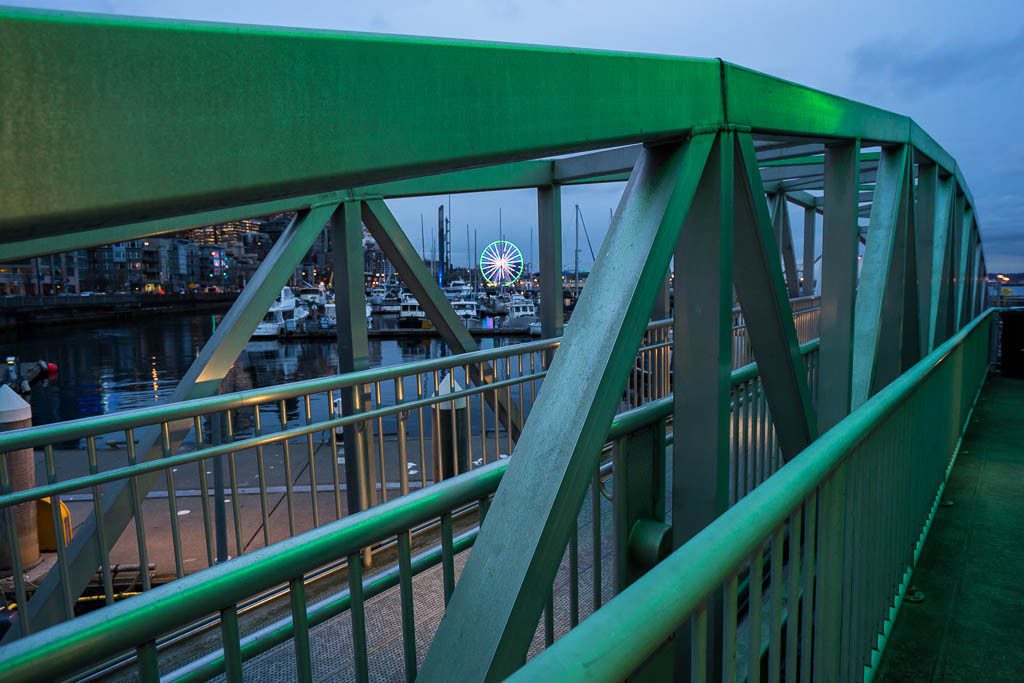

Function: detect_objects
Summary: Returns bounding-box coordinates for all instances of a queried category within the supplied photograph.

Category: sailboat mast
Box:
[574,204,580,297]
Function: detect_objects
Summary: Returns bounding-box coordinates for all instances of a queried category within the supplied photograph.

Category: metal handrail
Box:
[0,340,817,510]
[0,337,822,682]
[509,309,994,682]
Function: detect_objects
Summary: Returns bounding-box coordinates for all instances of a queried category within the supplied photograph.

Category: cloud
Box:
[850,27,1024,93]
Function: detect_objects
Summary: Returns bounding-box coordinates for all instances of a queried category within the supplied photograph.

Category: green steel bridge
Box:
[0,7,1014,682]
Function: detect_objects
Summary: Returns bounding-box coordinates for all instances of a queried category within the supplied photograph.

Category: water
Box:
[0,312,528,428]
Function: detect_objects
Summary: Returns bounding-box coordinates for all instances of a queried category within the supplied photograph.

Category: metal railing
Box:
[511,309,993,682]
[0,336,820,681]
[0,305,818,612]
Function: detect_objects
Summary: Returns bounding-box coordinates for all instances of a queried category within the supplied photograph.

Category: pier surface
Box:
[877,376,1024,682]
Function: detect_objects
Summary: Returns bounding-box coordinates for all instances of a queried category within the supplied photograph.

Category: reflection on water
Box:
[0,312,528,431]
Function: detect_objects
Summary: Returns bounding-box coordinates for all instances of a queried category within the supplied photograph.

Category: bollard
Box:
[0,385,39,571]
[435,373,470,481]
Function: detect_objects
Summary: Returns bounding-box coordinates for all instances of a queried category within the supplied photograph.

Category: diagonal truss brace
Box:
[360,199,525,440]
[4,204,338,641]
[734,134,817,458]
[851,144,918,409]
[770,192,802,298]
[418,134,716,681]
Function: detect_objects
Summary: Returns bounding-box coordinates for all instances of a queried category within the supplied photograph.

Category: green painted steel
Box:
[0,8,978,251]
[0,339,817,682]
[419,136,717,681]
[732,134,817,457]
[818,141,862,430]
[852,145,910,408]
[0,8,994,678]
[0,7,722,241]
[509,309,992,682]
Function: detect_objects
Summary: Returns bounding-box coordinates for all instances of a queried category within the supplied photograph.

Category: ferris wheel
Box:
[479,240,524,286]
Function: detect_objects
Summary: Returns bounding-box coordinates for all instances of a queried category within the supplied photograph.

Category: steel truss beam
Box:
[851,145,919,409]
[537,186,564,340]
[771,193,802,298]
[3,204,337,641]
[733,134,817,458]
[956,207,976,329]
[1,8,976,248]
[671,132,735,679]
[333,202,374,514]
[818,141,861,430]
[802,206,816,296]
[419,135,716,681]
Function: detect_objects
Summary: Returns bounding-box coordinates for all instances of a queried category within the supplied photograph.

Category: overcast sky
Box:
[8,0,1024,272]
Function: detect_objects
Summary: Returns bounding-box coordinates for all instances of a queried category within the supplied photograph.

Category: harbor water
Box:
[0,311,529,433]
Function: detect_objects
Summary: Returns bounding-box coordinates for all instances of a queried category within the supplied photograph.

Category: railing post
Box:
[613,422,668,591]
[814,464,849,682]
[612,419,670,677]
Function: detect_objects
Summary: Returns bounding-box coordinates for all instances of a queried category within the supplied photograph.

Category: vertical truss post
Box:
[956,206,975,329]
[771,193,802,298]
[938,188,964,344]
[537,185,564,345]
[851,145,912,409]
[332,201,373,514]
[927,174,955,350]
[819,141,861,431]
[360,199,524,440]
[5,204,337,640]
[733,134,816,458]
[973,243,985,317]
[801,206,816,296]
[949,192,965,332]
[915,162,938,356]
[418,135,715,681]
[899,162,921,372]
[672,131,734,680]
[652,276,670,319]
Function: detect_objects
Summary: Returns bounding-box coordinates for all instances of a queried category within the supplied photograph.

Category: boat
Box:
[398,293,428,328]
[368,286,386,308]
[503,294,538,331]
[443,279,472,301]
[317,301,372,330]
[452,298,479,321]
[379,287,402,314]
[529,320,542,336]
[252,287,309,338]
[294,283,328,307]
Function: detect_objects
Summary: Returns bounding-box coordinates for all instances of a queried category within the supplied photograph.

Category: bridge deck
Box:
[877,375,1024,682]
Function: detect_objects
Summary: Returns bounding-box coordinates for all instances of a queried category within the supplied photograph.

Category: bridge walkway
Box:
[877,376,1024,682]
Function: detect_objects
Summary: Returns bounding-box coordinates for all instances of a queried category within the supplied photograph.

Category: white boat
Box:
[452,298,478,321]
[368,286,386,307]
[319,301,372,329]
[504,294,538,331]
[295,283,327,307]
[253,287,309,338]
[398,293,428,328]
[443,279,472,301]
[379,285,402,314]
[529,320,542,336]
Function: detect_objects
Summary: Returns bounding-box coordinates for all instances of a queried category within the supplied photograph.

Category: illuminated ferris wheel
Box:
[479,240,524,286]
